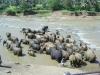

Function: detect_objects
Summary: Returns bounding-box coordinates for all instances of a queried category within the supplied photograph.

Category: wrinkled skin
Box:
[69,54,76,67]
[25,33,35,39]
[83,48,96,63]
[57,35,64,44]
[75,53,83,67]
[49,47,62,63]
[13,47,22,57]
[20,39,28,45]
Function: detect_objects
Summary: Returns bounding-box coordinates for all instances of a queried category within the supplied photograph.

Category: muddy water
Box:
[0,15,100,70]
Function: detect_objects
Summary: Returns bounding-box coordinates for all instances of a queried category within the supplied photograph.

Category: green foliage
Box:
[0,0,100,16]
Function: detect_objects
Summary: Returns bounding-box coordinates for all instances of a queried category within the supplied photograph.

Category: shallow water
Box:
[0,15,100,70]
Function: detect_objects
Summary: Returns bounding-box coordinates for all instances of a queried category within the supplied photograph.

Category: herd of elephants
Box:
[2,26,97,68]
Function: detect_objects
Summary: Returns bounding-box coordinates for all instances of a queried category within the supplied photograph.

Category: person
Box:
[0,55,2,67]
[60,58,65,66]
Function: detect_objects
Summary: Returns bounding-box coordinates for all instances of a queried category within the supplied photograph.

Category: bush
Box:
[5,6,16,16]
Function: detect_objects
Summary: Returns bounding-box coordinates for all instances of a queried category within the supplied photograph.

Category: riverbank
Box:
[0,62,97,75]
[0,14,100,75]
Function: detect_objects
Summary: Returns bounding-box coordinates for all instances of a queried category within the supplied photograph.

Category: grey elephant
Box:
[13,47,22,57]
[8,36,19,43]
[75,53,83,67]
[20,39,28,45]
[3,40,12,49]
[8,41,21,51]
[49,47,62,63]
[6,32,11,38]
[55,43,65,50]
[69,53,76,67]
[25,33,35,39]
[83,48,96,63]
[30,43,40,51]
[21,28,31,34]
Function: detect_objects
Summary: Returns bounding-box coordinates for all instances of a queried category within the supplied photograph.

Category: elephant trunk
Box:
[3,40,6,46]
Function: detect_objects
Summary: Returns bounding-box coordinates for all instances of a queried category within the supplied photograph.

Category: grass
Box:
[35,13,50,17]
[35,10,51,13]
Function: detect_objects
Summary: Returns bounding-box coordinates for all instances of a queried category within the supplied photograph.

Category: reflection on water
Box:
[0,16,100,69]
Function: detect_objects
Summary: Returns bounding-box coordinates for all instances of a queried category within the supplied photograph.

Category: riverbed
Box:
[0,15,100,71]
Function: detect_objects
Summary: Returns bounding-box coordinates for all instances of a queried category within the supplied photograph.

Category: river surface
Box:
[0,15,100,70]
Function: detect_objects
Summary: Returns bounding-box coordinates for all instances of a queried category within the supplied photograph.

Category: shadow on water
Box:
[21,54,26,57]
[95,60,99,64]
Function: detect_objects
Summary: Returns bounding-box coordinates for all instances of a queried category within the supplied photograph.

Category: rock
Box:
[15,63,20,65]
[4,70,11,73]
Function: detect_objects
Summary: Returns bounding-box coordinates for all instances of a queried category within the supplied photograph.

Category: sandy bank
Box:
[0,63,97,75]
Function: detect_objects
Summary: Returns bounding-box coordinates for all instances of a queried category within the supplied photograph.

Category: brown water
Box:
[0,15,100,70]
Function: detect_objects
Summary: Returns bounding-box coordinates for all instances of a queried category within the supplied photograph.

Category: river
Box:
[0,15,100,71]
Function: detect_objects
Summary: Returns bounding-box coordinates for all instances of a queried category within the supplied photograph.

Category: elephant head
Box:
[6,32,11,38]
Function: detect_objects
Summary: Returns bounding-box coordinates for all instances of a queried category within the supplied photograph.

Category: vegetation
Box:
[0,0,100,16]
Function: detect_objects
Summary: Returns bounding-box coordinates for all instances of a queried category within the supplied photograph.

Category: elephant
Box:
[25,33,35,39]
[49,47,62,63]
[8,36,19,43]
[69,53,76,67]
[42,26,48,32]
[3,40,12,49]
[63,43,73,49]
[83,48,96,63]
[30,43,40,51]
[37,30,45,35]
[40,42,56,53]
[66,35,71,38]
[56,30,60,35]
[12,47,22,57]
[80,41,88,51]
[66,38,76,44]
[6,32,11,38]
[49,33,56,43]
[21,28,31,33]
[8,41,21,51]
[67,48,73,55]
[61,50,70,60]
[28,50,35,57]
[31,30,38,34]
[20,39,28,45]
[75,53,83,67]
[57,35,64,44]
[71,44,79,52]
[55,43,65,50]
